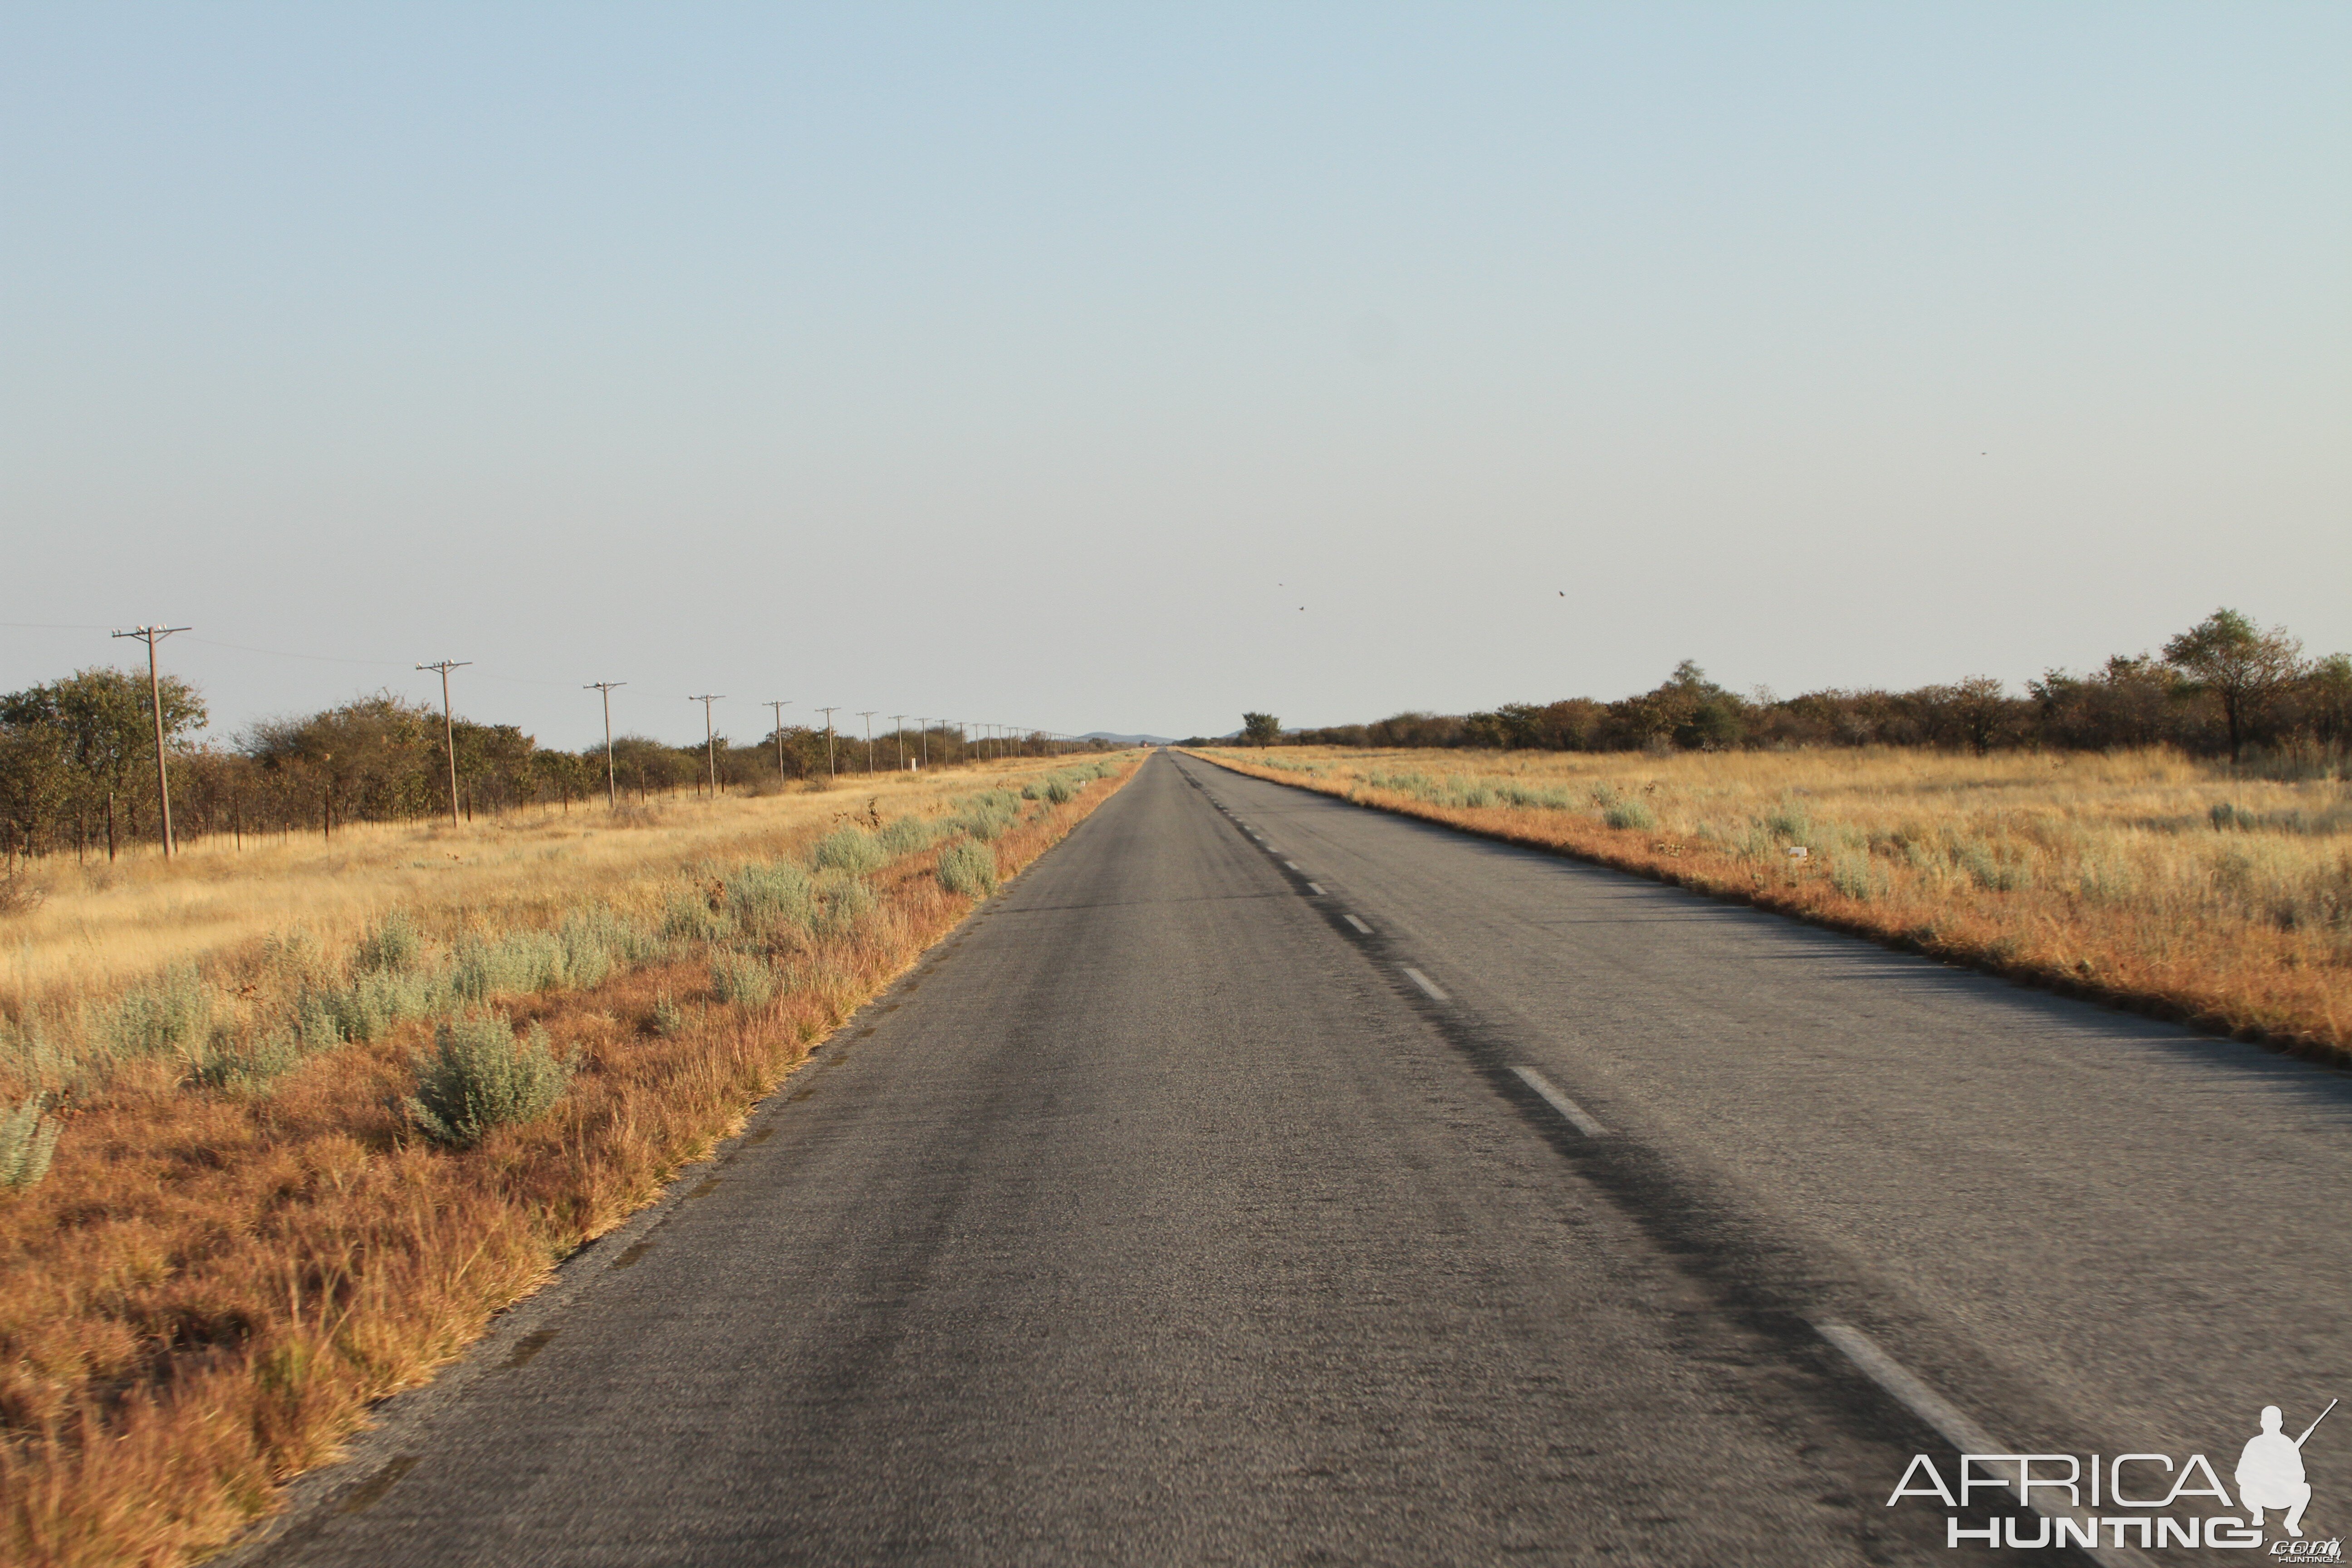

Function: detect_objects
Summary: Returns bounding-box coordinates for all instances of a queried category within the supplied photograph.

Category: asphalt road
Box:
[245,750,2352,1566]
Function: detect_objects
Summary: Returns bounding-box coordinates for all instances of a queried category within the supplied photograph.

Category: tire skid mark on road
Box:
[334,1457,420,1516]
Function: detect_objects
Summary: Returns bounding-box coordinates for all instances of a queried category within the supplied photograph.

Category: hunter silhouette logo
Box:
[1885,1396,2339,1551]
[2243,1400,2334,1539]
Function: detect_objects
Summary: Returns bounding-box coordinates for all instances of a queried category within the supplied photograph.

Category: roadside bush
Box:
[0,1019,70,1094]
[0,1094,60,1189]
[451,930,570,1001]
[300,964,451,1046]
[813,827,887,876]
[352,909,423,974]
[1602,799,1656,831]
[111,966,211,1060]
[662,891,732,944]
[1828,850,1882,902]
[187,1028,304,1093]
[813,870,876,936]
[948,790,1022,841]
[555,910,631,985]
[649,991,687,1037]
[875,815,940,858]
[710,953,776,1008]
[1959,841,2033,893]
[936,838,998,899]
[406,1014,572,1148]
[1022,771,1084,805]
[726,861,816,936]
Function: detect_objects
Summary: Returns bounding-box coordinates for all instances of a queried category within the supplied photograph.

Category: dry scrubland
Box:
[0,754,1141,1568]
[1193,745,2352,1058]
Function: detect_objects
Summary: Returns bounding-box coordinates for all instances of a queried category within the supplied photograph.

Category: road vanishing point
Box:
[239,750,2352,1566]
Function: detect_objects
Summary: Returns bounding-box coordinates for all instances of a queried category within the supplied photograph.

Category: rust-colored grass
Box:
[0,755,1141,1568]
[1190,746,2352,1059]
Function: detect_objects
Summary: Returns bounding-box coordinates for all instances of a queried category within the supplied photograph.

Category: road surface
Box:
[240,750,2352,1565]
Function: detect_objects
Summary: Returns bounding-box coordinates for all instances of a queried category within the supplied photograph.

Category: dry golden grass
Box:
[0,754,1142,1568]
[1192,745,2352,1058]
[2,759,1078,1026]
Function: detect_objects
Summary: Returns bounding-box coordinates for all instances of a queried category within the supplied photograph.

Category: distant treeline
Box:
[1196,610,2352,764]
[0,676,1098,863]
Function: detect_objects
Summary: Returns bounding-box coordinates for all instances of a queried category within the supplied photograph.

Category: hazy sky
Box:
[5,5,2346,747]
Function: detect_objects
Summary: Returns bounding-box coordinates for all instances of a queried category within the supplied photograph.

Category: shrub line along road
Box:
[238,750,2352,1566]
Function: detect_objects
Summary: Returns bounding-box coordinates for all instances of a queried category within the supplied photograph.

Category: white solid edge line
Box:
[1509,1066,1608,1137]
[1811,1322,2147,1568]
[1401,966,1449,1002]
[1344,914,1373,934]
[1306,882,1325,895]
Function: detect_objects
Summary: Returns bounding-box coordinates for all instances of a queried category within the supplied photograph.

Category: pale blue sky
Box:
[5,5,2346,746]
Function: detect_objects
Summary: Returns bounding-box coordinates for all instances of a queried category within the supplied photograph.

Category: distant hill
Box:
[1081,731,1181,746]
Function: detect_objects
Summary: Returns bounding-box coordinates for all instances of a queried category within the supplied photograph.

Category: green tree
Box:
[1603,661,1748,751]
[0,720,73,859]
[0,667,206,860]
[2164,609,2303,762]
[246,696,436,837]
[1241,712,1282,747]
[2300,653,2352,746]
[1911,676,2014,755]
[532,749,596,810]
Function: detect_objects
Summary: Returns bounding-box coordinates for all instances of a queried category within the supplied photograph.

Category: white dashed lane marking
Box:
[1810,1323,2141,1567]
[1344,914,1373,935]
[1509,1066,1609,1138]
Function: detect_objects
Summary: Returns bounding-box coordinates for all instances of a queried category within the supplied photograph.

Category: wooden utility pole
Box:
[416,660,470,826]
[764,700,792,789]
[689,694,725,796]
[112,624,190,857]
[585,681,625,808]
[917,718,930,769]
[857,712,877,774]
[817,707,841,777]
[890,715,908,771]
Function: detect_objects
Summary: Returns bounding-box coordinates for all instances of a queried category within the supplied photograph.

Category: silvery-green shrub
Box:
[353,910,423,974]
[0,1095,60,1189]
[710,953,776,1008]
[188,1027,304,1093]
[662,892,732,944]
[1603,799,1656,831]
[111,966,211,1059]
[950,791,1022,841]
[813,870,876,936]
[875,816,939,858]
[936,839,998,899]
[406,1014,572,1148]
[813,828,887,876]
[726,861,816,937]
